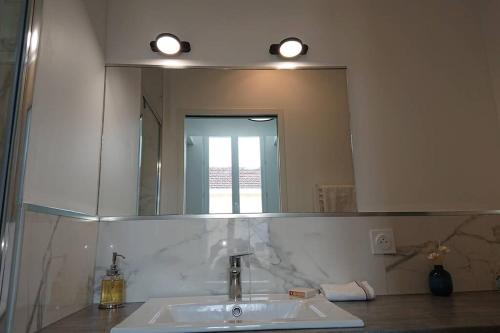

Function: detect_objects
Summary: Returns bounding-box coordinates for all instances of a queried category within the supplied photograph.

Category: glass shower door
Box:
[0,0,33,331]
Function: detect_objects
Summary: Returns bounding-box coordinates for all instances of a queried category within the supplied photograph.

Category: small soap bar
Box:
[288,287,317,298]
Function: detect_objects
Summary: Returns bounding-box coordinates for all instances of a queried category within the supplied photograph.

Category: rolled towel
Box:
[320,281,375,301]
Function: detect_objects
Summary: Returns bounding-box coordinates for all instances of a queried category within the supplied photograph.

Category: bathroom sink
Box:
[111,294,364,332]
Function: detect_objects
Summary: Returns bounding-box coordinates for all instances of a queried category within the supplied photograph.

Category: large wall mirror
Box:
[98,68,356,216]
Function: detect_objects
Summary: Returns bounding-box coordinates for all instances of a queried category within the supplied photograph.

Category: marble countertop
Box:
[39,291,500,333]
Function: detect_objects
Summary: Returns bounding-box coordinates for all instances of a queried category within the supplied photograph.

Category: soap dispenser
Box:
[99,252,125,309]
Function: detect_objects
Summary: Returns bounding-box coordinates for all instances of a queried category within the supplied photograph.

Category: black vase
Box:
[429,265,453,296]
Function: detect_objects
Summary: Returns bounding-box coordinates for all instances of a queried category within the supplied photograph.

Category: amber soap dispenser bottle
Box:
[99,252,125,309]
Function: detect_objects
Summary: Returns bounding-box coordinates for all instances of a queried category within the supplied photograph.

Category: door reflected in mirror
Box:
[138,99,162,215]
[98,68,356,216]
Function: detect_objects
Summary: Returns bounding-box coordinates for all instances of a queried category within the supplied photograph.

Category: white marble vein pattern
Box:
[13,211,98,333]
[246,217,388,294]
[384,215,500,294]
[93,215,500,303]
[93,218,252,303]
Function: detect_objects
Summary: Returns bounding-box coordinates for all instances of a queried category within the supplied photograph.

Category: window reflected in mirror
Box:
[185,116,280,214]
[208,136,233,214]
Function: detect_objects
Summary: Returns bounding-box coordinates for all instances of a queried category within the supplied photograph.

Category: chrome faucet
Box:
[228,252,253,301]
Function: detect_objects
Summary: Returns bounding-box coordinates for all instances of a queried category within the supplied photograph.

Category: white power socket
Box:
[370,229,396,254]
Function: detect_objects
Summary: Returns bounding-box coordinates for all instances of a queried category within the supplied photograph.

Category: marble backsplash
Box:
[13,210,98,333]
[94,214,500,303]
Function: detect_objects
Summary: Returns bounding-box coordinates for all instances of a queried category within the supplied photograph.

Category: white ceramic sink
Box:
[111,294,364,332]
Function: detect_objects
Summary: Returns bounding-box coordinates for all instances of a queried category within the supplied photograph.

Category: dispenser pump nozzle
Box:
[112,252,125,265]
[107,252,125,276]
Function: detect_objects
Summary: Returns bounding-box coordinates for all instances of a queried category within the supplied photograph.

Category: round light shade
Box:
[279,38,304,58]
[155,33,181,55]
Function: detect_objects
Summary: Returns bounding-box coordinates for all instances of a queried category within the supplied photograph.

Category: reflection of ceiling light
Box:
[275,62,299,70]
[269,37,308,59]
[150,33,191,56]
[249,117,274,122]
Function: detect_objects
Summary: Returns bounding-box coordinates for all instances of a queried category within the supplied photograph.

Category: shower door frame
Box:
[0,0,42,331]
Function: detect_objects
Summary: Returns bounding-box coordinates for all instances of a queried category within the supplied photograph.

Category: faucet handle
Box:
[229,252,253,259]
[229,252,253,267]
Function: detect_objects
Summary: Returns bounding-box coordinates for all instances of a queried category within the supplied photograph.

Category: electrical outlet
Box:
[370,229,396,254]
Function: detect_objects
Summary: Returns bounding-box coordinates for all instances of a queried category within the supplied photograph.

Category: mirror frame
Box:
[24,203,500,222]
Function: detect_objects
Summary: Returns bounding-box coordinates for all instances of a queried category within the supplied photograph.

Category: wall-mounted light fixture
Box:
[269,37,308,59]
[150,33,191,56]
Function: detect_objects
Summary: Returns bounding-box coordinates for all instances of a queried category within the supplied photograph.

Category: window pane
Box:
[209,137,232,213]
[238,137,262,213]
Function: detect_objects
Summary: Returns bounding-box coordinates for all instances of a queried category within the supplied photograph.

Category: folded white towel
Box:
[320,281,376,301]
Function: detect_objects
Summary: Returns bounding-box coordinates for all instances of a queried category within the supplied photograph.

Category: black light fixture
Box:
[150,33,191,56]
[269,37,308,59]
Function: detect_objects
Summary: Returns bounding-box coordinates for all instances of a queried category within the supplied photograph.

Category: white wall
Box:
[106,0,500,212]
[480,0,500,122]
[98,67,141,216]
[24,0,107,214]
